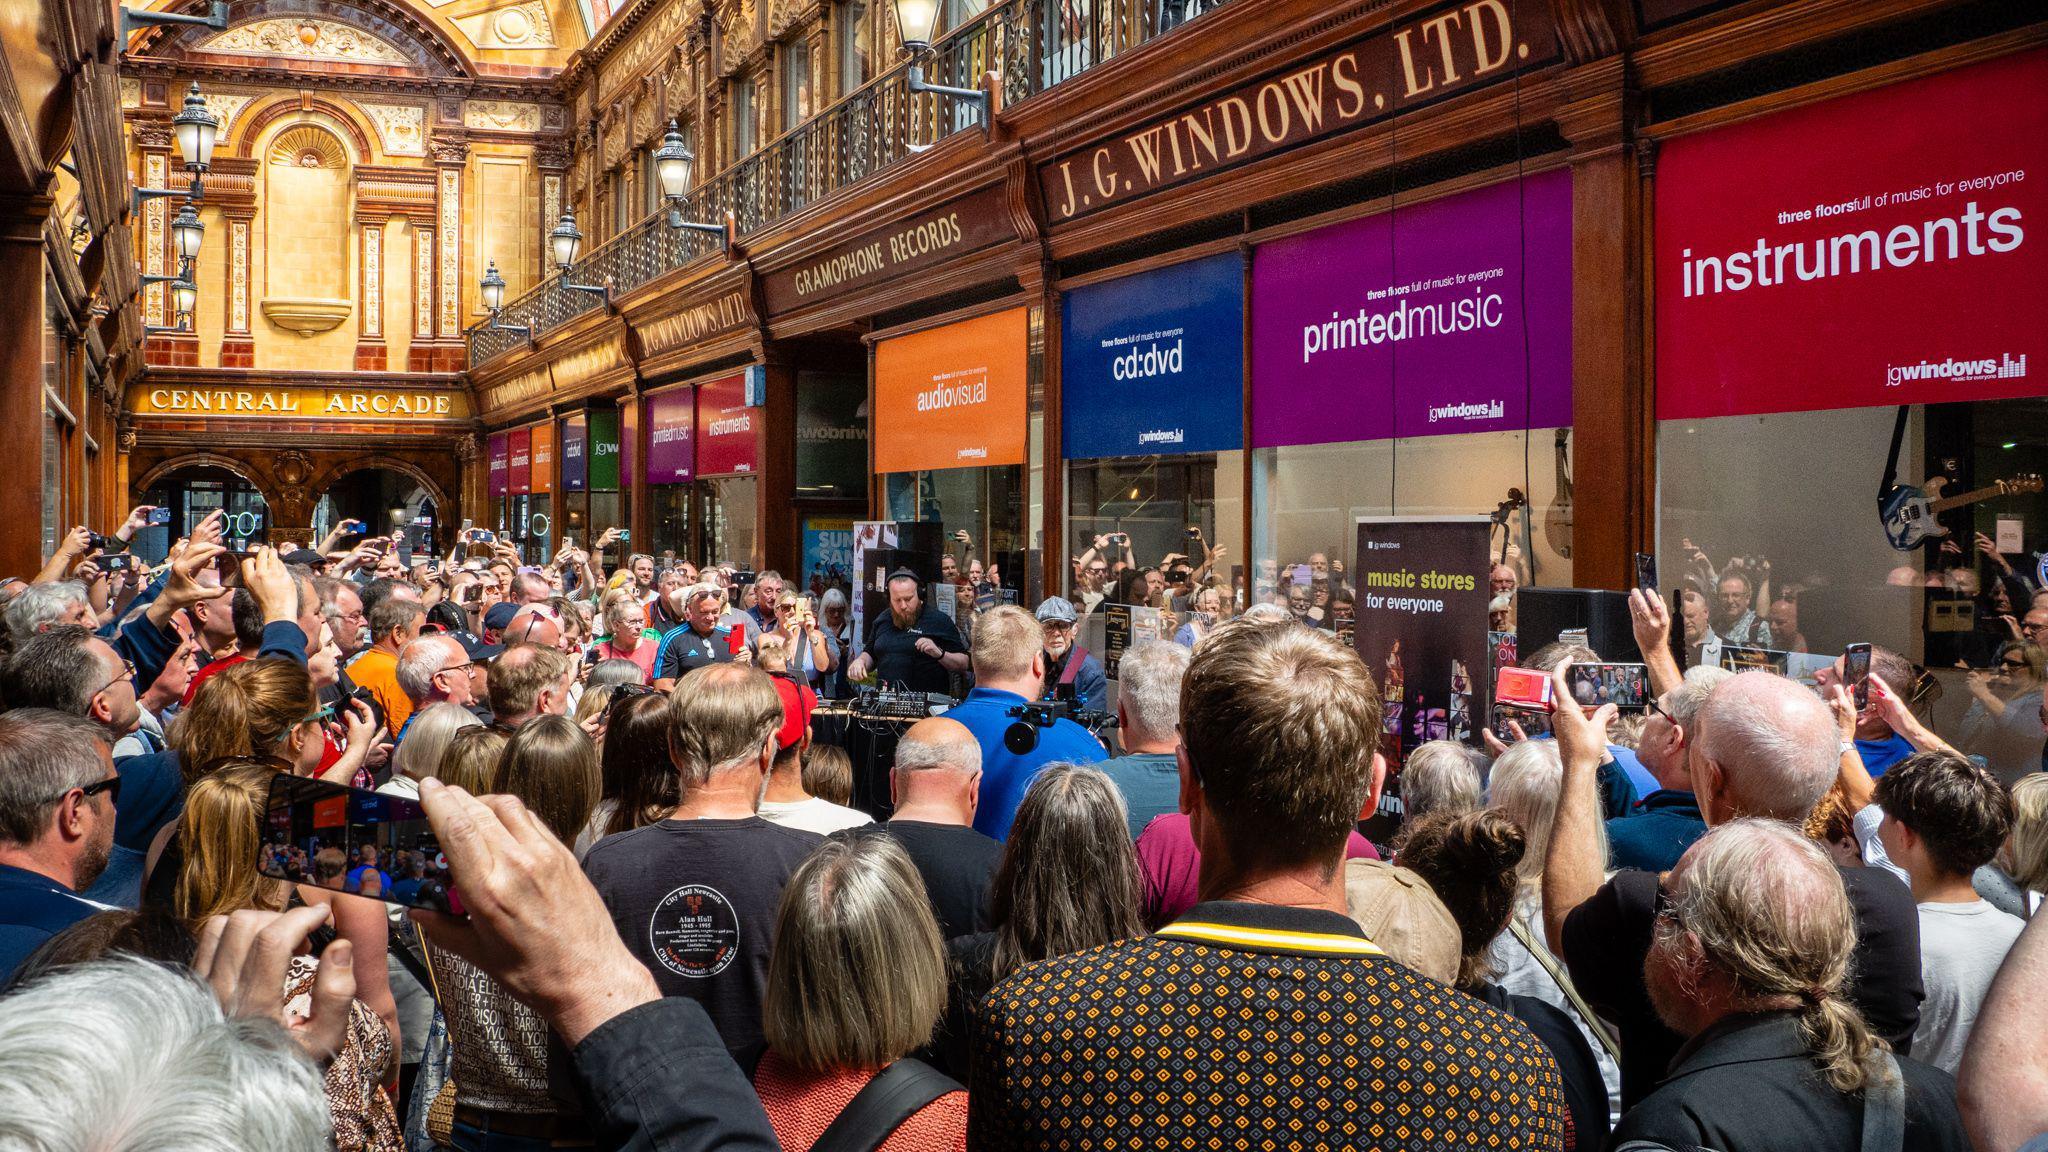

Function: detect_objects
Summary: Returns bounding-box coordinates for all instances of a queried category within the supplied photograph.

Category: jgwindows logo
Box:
[1886,353,2027,387]
[1427,399,1506,423]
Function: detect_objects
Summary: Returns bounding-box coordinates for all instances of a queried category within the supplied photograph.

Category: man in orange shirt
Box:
[347,597,424,735]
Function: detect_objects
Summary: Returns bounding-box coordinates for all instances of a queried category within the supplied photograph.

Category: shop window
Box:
[1658,400,2048,785]
[1067,452,1244,615]
[1252,429,1573,618]
[885,466,1027,595]
[836,0,872,95]
[702,476,759,569]
[650,484,692,562]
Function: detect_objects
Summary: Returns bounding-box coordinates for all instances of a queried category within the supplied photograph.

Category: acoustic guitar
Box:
[1546,428,1573,559]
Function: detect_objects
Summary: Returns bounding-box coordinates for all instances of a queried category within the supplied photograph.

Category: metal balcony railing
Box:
[471,0,1239,369]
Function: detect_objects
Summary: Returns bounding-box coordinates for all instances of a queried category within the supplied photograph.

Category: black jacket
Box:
[1474,983,1608,1152]
[570,997,779,1152]
[1607,1013,1967,1152]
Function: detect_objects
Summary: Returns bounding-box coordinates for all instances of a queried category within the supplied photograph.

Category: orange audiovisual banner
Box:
[529,422,556,495]
[873,307,1029,474]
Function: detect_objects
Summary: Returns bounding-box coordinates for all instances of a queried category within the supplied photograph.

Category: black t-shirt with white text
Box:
[864,607,967,696]
[582,817,822,1052]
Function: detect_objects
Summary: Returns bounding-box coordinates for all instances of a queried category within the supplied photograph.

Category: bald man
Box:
[883,717,1000,941]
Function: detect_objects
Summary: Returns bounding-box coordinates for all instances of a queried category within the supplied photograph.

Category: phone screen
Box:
[1844,643,1873,709]
[258,775,461,914]
[1495,666,1555,712]
[1633,552,1658,594]
[1564,663,1650,711]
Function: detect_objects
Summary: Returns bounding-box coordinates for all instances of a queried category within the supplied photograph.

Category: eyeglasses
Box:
[96,659,138,697]
[52,775,121,807]
[1645,698,1673,724]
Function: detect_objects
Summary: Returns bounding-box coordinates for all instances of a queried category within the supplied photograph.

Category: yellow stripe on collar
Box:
[1157,921,1386,956]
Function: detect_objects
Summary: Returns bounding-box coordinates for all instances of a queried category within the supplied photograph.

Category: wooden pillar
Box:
[1558,59,1648,592]
[0,198,51,576]
[759,354,798,576]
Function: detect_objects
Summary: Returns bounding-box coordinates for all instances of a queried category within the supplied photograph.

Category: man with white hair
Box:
[2,580,94,639]
[1541,665,1924,1110]
[884,716,999,939]
[1615,820,1966,1150]
[394,633,476,735]
[1091,640,1192,839]
[652,585,739,691]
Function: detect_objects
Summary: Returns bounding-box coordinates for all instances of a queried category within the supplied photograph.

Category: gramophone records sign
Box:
[649,883,740,979]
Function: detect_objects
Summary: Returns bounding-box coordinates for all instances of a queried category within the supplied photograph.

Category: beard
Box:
[1644,941,1696,1036]
[74,823,115,893]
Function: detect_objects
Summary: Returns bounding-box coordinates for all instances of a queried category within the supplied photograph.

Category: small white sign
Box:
[1997,517,2025,555]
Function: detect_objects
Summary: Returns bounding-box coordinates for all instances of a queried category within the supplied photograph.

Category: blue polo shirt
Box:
[0,863,112,985]
[1605,789,1707,873]
[1855,732,1917,778]
[944,687,1105,841]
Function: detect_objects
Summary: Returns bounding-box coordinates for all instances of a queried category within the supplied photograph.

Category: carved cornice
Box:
[355,164,441,218]
[1548,0,1632,65]
[131,120,175,150]
[430,136,472,165]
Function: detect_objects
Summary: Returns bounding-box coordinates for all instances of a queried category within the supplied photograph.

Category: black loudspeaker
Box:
[1516,588,1642,662]
[868,546,937,590]
[892,523,948,581]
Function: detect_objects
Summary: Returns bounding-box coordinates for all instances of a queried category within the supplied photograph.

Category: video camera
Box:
[1003,696,1116,754]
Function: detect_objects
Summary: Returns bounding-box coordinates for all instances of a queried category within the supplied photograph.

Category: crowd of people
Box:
[0,505,2046,1152]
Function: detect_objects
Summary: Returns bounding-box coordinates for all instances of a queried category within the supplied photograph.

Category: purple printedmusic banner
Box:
[644,388,694,484]
[1251,169,1574,447]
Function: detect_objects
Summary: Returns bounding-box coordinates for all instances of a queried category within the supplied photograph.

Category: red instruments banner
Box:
[1656,49,2047,420]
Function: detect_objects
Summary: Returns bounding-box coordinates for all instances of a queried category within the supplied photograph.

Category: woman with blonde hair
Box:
[752,835,964,1148]
[424,718,591,1148]
[589,594,660,679]
[1483,738,1620,1118]
[173,764,403,1151]
[1996,773,2048,918]
[383,701,479,801]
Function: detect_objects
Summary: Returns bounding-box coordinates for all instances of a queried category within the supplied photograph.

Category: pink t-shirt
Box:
[1135,812,1380,929]
[594,633,659,679]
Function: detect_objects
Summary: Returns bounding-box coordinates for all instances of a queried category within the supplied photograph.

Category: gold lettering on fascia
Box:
[791,212,963,299]
[643,291,750,352]
[142,389,459,417]
[1043,0,1552,221]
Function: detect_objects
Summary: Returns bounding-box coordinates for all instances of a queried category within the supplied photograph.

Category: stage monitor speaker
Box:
[892,523,947,577]
[868,546,938,590]
[1516,588,1641,662]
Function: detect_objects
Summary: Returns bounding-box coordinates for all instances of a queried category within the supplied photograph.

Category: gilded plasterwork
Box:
[199,19,412,66]
[439,169,461,335]
[416,228,436,337]
[465,100,544,131]
[452,3,559,50]
[362,103,428,156]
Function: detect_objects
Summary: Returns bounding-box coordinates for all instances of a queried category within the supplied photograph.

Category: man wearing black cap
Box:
[844,571,967,696]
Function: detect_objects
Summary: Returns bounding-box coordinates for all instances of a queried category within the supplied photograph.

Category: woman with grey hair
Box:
[939,764,1145,1083]
[818,587,852,699]
[1397,739,1486,828]
[751,835,966,1147]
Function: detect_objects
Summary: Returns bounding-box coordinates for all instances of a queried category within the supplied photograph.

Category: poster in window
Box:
[1352,516,1493,844]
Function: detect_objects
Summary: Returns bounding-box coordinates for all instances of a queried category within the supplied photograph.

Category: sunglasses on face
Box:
[52,775,121,807]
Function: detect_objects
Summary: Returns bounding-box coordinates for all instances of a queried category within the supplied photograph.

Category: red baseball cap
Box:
[771,676,815,752]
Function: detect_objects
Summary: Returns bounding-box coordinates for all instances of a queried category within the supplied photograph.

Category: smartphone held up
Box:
[259,775,462,915]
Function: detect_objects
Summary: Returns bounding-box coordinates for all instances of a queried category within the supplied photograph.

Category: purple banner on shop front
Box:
[644,388,694,484]
[1251,169,1575,448]
[487,433,509,497]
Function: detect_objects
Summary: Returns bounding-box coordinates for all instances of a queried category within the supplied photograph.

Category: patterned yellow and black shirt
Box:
[970,900,1568,1151]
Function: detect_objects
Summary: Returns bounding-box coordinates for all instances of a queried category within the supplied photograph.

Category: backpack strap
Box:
[1861,1050,1905,1152]
[1506,914,1622,1062]
[809,1058,959,1152]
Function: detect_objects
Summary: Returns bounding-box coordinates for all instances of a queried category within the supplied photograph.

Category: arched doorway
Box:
[312,464,446,560]
[130,460,272,562]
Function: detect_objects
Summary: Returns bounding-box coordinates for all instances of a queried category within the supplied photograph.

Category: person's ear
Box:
[1176,744,1200,816]
[1031,650,1045,680]
[1360,751,1388,819]
[89,690,114,726]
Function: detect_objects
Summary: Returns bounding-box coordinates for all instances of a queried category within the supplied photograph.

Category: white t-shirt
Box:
[758,796,873,836]
[1911,899,2025,1073]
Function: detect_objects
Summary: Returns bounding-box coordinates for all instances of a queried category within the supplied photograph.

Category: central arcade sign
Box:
[1041,0,1558,222]
[135,385,471,420]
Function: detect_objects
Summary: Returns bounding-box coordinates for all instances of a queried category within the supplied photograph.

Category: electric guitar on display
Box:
[1879,473,2042,550]
[1490,489,1527,567]
[1877,404,2043,550]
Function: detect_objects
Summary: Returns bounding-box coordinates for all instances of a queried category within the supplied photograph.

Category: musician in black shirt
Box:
[845,572,968,695]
